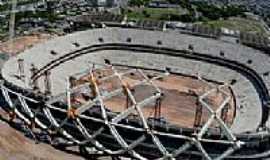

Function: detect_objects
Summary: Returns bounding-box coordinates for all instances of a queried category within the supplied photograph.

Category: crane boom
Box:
[8,0,17,56]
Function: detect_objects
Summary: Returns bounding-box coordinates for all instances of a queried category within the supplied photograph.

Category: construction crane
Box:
[8,0,50,56]
[9,0,17,56]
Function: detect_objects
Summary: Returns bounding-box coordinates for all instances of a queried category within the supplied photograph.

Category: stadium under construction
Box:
[1,15,270,159]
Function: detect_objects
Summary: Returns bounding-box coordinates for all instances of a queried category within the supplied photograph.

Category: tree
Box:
[129,0,150,7]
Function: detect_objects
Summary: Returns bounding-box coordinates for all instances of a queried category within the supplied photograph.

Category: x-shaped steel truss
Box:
[0,62,244,160]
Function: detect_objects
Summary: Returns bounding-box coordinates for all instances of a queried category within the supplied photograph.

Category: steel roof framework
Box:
[0,63,243,160]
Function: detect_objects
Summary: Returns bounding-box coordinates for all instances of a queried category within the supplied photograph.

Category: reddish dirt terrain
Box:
[75,68,236,129]
[0,108,117,160]
[0,109,84,160]
[0,34,53,55]
[0,124,84,160]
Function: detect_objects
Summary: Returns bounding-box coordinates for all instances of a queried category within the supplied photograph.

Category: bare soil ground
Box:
[76,69,236,129]
[0,34,53,55]
[0,109,118,160]
[0,109,84,160]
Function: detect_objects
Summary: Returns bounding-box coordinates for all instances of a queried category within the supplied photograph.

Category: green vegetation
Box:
[0,0,41,12]
[201,17,266,34]
[129,0,151,7]
[127,0,196,22]
[0,3,9,12]
[125,7,186,21]
[126,0,247,23]
[15,10,60,23]
[17,0,40,5]
[194,2,246,21]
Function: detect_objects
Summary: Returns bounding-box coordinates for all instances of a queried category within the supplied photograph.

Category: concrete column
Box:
[221,104,229,123]
[194,99,202,128]
[69,76,77,88]
[30,64,40,92]
[17,58,25,80]
[44,70,52,96]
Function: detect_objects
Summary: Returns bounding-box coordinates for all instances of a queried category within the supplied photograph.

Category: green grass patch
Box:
[125,7,184,20]
[201,17,266,34]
